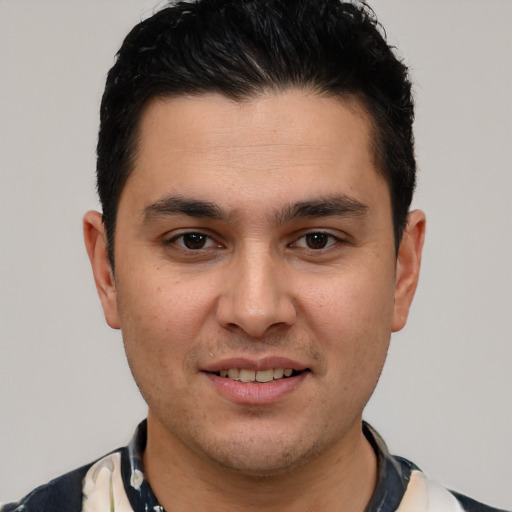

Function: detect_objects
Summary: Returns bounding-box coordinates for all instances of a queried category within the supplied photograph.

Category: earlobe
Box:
[83,211,121,329]
[392,209,426,332]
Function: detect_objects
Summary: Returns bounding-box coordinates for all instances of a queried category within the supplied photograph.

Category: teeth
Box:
[256,369,274,383]
[218,368,296,382]
[239,369,256,382]
[273,368,284,379]
[227,368,240,380]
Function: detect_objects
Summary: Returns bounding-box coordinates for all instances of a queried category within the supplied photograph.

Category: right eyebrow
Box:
[141,196,227,222]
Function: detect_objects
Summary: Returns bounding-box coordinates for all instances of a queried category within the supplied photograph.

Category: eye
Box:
[170,232,219,250]
[293,232,339,250]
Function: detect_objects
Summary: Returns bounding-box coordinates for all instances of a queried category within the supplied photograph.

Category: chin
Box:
[200,431,323,477]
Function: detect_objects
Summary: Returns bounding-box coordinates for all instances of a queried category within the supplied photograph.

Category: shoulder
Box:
[1,464,90,512]
[362,425,509,512]
[394,464,510,512]
[1,449,123,512]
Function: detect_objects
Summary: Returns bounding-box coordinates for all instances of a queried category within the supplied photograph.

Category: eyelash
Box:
[167,232,222,251]
[166,231,343,252]
[291,232,341,251]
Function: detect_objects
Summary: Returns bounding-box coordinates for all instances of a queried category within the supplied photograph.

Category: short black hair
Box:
[97,0,416,264]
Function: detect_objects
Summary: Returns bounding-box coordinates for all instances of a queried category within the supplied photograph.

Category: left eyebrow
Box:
[275,195,369,224]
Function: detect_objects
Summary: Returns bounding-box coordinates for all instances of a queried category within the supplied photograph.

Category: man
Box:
[1,1,508,511]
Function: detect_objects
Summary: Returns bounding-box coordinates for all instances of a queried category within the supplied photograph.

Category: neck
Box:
[142,415,378,512]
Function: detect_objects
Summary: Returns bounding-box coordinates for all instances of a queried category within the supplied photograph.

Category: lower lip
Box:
[204,372,308,405]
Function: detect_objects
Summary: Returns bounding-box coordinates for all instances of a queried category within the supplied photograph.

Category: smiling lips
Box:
[204,360,309,404]
[217,368,296,383]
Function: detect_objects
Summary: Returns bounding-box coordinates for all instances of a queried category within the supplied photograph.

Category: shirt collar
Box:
[362,421,418,512]
[121,420,163,512]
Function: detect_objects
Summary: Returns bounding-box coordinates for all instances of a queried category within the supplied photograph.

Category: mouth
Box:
[211,368,306,383]
[203,360,310,404]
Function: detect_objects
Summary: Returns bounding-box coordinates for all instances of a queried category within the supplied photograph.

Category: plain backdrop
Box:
[0,0,510,508]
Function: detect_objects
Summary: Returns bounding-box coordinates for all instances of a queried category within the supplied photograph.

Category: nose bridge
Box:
[216,242,295,337]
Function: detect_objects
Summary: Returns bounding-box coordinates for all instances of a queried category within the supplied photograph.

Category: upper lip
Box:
[202,356,309,373]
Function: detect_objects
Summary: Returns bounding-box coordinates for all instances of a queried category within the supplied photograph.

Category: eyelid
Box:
[165,230,224,250]
[289,229,350,251]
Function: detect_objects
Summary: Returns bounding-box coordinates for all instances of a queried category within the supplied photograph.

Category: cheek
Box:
[115,270,218,379]
[298,267,395,340]
[296,267,394,390]
[119,264,216,331]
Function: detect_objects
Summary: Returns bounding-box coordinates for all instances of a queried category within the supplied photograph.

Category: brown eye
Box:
[292,232,340,251]
[182,233,208,249]
[305,233,329,249]
[166,231,223,255]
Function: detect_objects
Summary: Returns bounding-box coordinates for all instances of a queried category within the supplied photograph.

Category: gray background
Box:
[1,0,511,508]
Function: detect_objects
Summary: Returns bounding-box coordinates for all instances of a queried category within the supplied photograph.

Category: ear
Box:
[392,209,426,332]
[83,211,121,329]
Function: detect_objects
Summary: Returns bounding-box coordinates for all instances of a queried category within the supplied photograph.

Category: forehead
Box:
[123,90,388,217]
[135,91,374,160]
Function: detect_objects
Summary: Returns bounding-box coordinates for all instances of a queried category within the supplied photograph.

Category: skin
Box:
[84,90,425,512]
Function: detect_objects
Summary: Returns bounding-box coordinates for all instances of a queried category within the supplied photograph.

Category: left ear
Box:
[392,209,426,332]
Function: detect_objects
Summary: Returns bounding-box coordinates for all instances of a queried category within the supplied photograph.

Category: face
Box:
[85,90,424,476]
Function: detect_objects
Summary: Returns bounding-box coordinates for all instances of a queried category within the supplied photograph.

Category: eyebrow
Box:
[275,195,369,224]
[141,194,368,224]
[142,196,226,222]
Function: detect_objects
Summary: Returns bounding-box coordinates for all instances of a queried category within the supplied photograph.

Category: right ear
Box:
[83,211,121,329]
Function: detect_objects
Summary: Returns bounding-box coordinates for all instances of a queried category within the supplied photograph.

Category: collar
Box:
[362,421,419,512]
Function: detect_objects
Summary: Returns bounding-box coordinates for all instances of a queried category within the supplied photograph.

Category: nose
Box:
[215,247,297,338]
